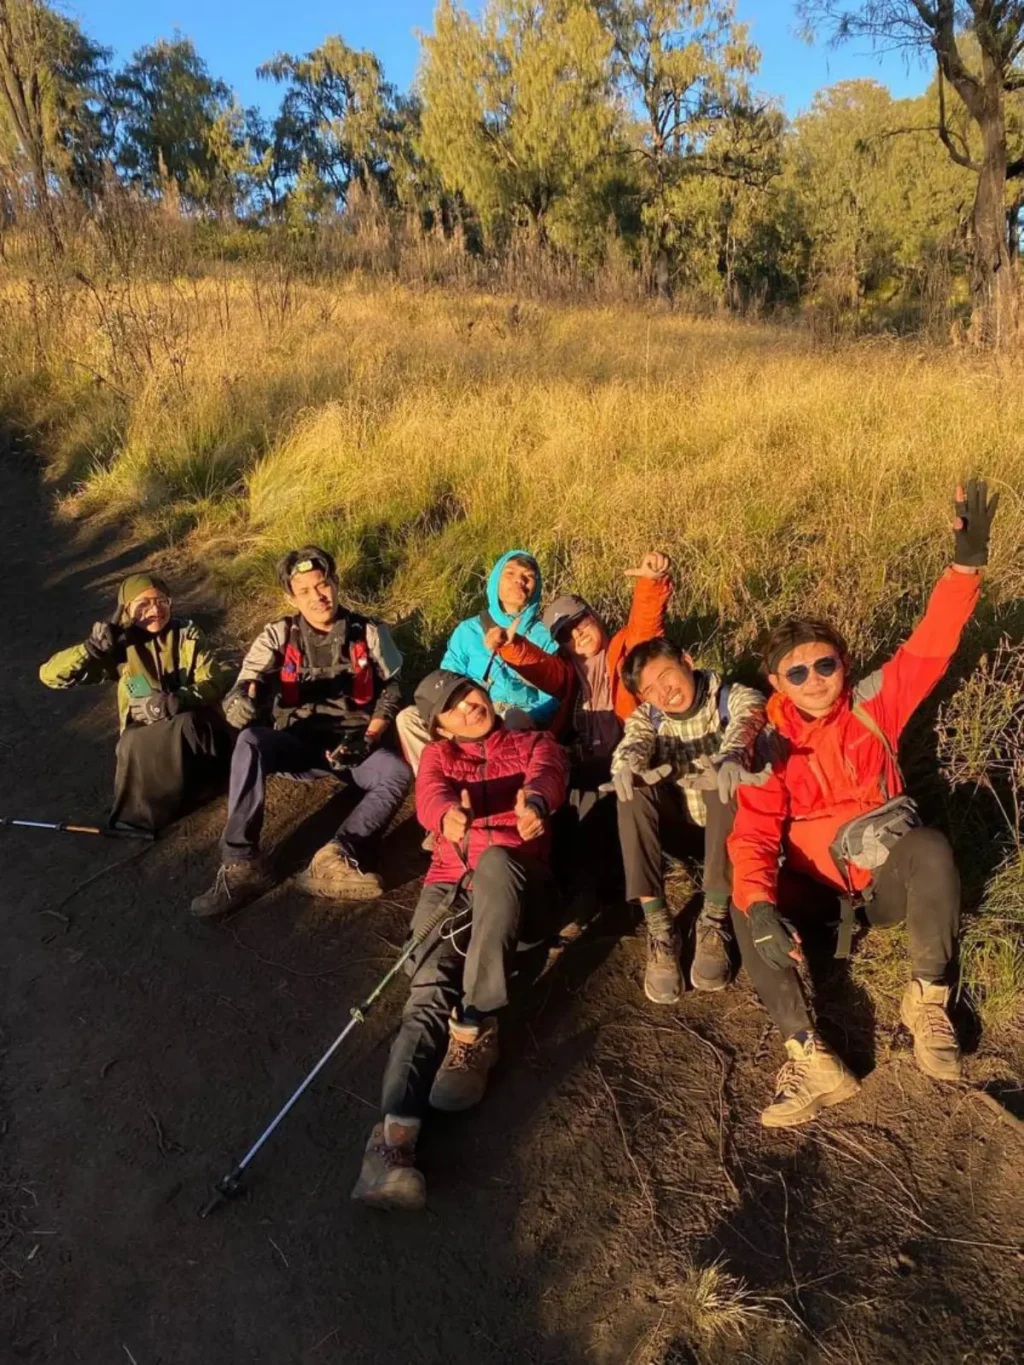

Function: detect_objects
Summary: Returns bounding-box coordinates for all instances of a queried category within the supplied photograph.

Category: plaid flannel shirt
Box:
[610,669,766,826]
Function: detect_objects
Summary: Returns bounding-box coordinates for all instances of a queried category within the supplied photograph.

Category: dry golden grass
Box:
[2,275,1022,1033]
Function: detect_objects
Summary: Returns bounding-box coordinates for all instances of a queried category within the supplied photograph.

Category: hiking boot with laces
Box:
[190,858,274,919]
[690,907,732,992]
[428,1013,499,1112]
[350,1117,426,1211]
[900,980,962,1081]
[761,1033,861,1129]
[644,928,683,1005]
[294,842,383,900]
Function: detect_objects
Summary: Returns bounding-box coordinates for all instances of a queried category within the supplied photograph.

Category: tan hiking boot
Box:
[691,907,732,993]
[644,929,683,1004]
[761,1034,861,1129]
[294,842,383,900]
[428,1014,499,1112]
[350,1117,425,1211]
[190,858,274,919]
[900,980,962,1082]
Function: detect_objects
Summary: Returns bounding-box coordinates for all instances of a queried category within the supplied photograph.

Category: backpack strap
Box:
[851,703,898,802]
[479,609,499,635]
[717,681,731,729]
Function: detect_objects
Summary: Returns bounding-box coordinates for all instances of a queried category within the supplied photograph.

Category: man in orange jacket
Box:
[728,481,999,1128]
[483,552,672,920]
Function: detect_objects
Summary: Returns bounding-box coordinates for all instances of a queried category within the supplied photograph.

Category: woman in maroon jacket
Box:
[352,669,568,1211]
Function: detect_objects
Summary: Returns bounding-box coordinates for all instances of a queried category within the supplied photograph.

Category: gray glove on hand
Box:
[129,690,181,725]
[223,683,259,730]
[601,763,673,802]
[84,621,120,661]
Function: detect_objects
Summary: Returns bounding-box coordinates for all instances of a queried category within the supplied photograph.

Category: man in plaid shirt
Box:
[609,639,766,1004]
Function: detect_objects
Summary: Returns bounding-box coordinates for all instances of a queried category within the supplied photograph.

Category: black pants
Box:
[617,782,734,909]
[552,762,622,918]
[379,847,554,1120]
[111,707,232,833]
[220,725,411,863]
[731,826,961,1041]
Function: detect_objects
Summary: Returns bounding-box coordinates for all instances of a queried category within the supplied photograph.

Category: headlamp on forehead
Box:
[276,545,337,592]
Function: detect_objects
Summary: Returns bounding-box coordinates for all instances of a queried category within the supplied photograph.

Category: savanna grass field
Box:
[3,276,1024,1040]
[2,272,1024,1362]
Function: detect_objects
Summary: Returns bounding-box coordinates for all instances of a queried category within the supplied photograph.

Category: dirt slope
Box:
[1,445,1021,1365]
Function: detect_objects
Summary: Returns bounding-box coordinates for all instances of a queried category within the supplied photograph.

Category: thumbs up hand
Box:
[224,680,261,730]
[515,788,546,841]
[442,788,474,844]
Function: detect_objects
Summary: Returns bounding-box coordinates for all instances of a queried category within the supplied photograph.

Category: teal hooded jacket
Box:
[440,549,560,726]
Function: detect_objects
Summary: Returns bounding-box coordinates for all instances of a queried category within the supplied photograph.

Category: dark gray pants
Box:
[379,846,553,1119]
[617,783,734,909]
[732,826,961,1041]
[111,707,231,832]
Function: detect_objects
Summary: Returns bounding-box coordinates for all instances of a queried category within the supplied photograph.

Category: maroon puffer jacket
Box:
[416,723,569,885]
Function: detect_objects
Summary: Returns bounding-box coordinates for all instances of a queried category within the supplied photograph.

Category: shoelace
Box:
[774,1053,814,1101]
[649,934,677,965]
[918,1001,957,1044]
[373,1138,416,1168]
[696,915,730,946]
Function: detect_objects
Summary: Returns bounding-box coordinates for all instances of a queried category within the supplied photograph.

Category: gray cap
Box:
[414,669,474,736]
[542,593,591,641]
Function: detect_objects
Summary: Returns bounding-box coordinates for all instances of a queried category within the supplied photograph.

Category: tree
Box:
[0,0,110,247]
[597,1,779,291]
[802,0,1024,345]
[111,35,245,213]
[418,0,620,244]
[258,37,417,214]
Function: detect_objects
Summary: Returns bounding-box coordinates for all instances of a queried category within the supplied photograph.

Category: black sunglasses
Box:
[783,655,841,687]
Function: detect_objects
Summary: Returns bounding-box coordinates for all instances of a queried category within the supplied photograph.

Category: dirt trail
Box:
[1,445,1021,1365]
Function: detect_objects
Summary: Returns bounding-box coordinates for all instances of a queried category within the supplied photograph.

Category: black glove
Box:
[84,620,121,661]
[954,479,999,568]
[129,690,180,725]
[223,684,259,730]
[746,901,800,971]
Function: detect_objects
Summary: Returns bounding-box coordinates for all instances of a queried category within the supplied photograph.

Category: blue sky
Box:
[72,1,933,117]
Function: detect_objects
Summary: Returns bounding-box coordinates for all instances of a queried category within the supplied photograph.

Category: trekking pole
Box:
[0,817,155,842]
[199,891,459,1218]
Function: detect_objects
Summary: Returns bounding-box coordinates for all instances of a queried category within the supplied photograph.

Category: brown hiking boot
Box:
[761,1033,861,1129]
[190,858,274,919]
[900,980,962,1082]
[350,1118,425,1211]
[294,842,383,900]
[428,1014,499,1112]
[644,928,683,1004]
[690,907,732,992]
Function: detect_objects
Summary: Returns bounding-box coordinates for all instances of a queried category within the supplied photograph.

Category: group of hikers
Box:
[40,480,999,1211]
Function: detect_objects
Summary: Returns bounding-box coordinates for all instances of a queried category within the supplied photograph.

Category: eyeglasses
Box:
[783,656,841,687]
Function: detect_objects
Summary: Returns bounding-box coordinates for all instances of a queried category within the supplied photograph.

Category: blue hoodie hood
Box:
[439,548,560,726]
[486,549,543,630]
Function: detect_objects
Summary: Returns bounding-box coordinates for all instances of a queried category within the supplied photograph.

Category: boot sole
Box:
[689,968,730,993]
[190,885,274,919]
[292,874,383,901]
[899,1001,962,1082]
[644,978,682,1005]
[351,1181,426,1212]
[761,1073,861,1129]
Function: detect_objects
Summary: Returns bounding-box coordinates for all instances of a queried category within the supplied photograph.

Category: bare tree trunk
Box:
[968,65,1018,346]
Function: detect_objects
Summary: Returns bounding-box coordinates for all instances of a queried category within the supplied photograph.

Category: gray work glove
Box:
[223,682,260,730]
[600,763,673,802]
[129,690,181,725]
[84,620,121,661]
[953,478,999,568]
[747,901,801,971]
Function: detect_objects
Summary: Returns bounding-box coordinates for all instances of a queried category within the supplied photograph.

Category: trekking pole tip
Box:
[198,1169,245,1219]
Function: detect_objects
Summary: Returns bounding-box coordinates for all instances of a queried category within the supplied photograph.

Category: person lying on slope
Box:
[728,480,998,1129]
[39,572,233,834]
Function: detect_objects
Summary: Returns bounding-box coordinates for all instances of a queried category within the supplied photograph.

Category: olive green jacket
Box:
[39,619,234,732]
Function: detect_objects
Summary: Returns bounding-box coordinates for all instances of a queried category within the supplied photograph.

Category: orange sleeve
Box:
[621,575,672,653]
[498,636,575,701]
[727,769,791,912]
[862,567,981,743]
